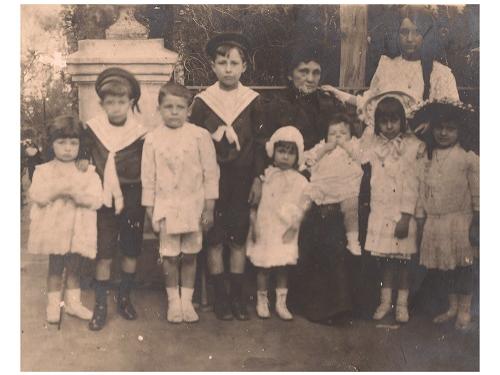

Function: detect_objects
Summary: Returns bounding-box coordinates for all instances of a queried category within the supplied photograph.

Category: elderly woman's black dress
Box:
[264,87,355,323]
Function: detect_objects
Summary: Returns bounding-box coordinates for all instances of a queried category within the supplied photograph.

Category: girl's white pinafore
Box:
[246,167,309,268]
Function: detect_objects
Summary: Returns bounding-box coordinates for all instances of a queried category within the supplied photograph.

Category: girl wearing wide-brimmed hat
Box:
[360,92,424,324]
[411,99,479,330]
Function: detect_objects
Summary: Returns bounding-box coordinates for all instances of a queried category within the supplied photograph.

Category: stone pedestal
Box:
[67,38,178,129]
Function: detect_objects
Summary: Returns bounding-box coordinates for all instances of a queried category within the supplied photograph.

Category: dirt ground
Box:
[20,204,479,371]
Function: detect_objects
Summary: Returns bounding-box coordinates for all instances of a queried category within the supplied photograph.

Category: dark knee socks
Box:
[211,274,228,304]
[95,280,110,306]
[119,271,136,300]
[230,273,245,303]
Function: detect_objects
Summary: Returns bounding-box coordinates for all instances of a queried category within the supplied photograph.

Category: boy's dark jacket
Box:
[189,94,267,177]
[80,126,144,185]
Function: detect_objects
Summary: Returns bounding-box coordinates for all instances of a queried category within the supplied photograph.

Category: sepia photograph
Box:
[19,3,480,371]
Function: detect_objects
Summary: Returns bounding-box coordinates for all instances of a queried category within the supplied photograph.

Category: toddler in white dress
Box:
[247,126,310,320]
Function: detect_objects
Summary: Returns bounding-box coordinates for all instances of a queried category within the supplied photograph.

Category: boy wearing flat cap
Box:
[190,33,268,321]
[80,67,148,331]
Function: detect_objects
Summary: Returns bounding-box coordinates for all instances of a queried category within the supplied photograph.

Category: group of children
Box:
[27,33,479,333]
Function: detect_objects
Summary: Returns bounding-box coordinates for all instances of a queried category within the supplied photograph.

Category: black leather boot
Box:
[89,280,108,331]
[212,274,233,321]
[230,273,250,321]
[117,272,137,320]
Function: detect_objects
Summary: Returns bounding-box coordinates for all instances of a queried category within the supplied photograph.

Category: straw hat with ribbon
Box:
[408,98,478,153]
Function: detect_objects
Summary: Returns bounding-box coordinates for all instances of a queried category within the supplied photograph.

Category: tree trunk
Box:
[339,5,368,89]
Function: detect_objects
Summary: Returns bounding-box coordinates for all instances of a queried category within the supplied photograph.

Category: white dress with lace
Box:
[416,146,479,270]
[362,131,423,257]
[28,161,103,259]
[246,167,310,268]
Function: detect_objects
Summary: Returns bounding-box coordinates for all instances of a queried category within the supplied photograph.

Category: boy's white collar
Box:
[87,113,146,152]
[196,82,258,127]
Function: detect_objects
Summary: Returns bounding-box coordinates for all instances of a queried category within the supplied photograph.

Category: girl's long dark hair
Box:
[384,6,440,100]
[422,112,477,159]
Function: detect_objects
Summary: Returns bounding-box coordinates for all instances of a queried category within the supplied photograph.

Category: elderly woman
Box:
[264,42,356,324]
[265,43,346,150]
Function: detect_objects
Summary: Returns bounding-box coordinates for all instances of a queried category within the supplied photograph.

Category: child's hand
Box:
[394,213,411,239]
[323,139,337,152]
[319,84,336,96]
[145,207,159,233]
[314,140,336,161]
[56,179,75,200]
[248,177,262,207]
[320,85,353,104]
[152,219,161,234]
[76,159,90,172]
[337,135,349,149]
[469,213,479,247]
[200,209,214,233]
[25,146,38,157]
[416,143,427,160]
[71,192,94,208]
[114,197,124,215]
[201,199,215,233]
[282,225,298,244]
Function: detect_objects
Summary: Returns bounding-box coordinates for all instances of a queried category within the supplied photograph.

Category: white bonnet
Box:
[358,90,417,128]
[265,126,305,166]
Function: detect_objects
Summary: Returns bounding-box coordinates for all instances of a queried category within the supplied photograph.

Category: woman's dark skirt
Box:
[288,202,354,322]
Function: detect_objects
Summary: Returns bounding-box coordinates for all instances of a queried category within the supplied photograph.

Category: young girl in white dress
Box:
[412,99,479,330]
[247,126,310,320]
[361,94,423,323]
[324,5,459,128]
[28,116,103,324]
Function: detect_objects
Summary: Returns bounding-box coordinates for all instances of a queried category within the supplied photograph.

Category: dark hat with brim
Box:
[95,67,141,111]
[409,99,479,151]
[205,32,251,60]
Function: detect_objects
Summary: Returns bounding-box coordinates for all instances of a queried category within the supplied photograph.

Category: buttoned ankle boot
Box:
[275,288,293,321]
[256,290,270,319]
[65,288,92,320]
[373,287,393,320]
[433,294,458,324]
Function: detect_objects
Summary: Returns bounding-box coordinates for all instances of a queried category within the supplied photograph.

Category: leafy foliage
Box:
[21,4,479,146]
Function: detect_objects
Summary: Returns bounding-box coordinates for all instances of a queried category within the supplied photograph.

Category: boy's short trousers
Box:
[205,166,253,247]
[96,183,145,260]
[159,223,202,257]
